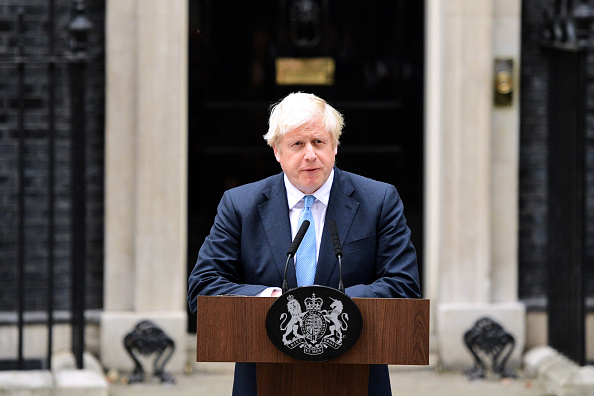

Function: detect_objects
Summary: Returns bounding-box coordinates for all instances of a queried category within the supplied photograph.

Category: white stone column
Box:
[425,0,525,370]
[491,0,521,305]
[101,0,188,373]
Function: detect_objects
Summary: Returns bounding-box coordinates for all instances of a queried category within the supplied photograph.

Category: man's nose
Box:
[304,144,317,160]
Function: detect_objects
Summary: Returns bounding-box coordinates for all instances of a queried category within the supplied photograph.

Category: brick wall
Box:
[0,0,105,314]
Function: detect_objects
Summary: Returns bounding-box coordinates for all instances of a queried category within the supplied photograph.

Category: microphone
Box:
[328,220,345,293]
[282,220,310,293]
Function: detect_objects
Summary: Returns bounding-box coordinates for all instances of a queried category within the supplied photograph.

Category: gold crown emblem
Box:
[304,293,323,311]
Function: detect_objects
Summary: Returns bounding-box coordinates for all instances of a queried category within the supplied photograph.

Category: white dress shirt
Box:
[258,169,334,296]
[284,168,334,261]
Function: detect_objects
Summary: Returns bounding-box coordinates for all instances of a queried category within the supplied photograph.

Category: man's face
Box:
[273,118,337,194]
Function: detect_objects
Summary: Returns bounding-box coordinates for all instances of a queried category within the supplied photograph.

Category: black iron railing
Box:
[541,0,594,366]
[68,0,92,370]
[0,0,91,371]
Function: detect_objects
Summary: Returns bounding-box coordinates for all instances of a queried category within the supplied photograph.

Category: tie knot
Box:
[303,195,315,210]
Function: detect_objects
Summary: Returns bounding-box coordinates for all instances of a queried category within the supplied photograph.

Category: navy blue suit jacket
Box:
[188,168,420,395]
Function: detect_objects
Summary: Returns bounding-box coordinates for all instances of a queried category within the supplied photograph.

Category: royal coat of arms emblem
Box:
[266,285,362,361]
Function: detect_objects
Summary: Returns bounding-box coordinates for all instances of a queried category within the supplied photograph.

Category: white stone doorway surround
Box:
[424,0,524,368]
[101,0,188,373]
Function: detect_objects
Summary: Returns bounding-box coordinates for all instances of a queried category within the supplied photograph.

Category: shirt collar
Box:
[285,168,334,210]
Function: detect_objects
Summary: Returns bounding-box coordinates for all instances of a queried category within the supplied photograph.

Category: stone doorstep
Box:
[0,370,107,396]
[524,346,594,396]
[0,352,108,396]
[54,369,108,396]
[0,371,53,391]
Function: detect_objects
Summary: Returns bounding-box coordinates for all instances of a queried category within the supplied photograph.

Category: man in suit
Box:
[187,92,420,395]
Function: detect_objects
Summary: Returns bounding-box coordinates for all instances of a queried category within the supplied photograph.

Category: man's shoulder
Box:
[226,172,284,199]
[335,168,393,192]
[334,168,403,213]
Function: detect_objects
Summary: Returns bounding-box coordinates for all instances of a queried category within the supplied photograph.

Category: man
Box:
[187,92,420,395]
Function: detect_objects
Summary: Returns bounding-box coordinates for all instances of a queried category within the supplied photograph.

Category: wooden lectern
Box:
[196,296,429,396]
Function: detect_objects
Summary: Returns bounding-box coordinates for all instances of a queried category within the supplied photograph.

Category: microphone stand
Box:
[337,255,344,293]
[282,255,291,294]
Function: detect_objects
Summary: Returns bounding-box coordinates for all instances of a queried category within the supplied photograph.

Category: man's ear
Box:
[273,145,281,162]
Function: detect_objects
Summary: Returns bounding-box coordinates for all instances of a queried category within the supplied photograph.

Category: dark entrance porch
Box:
[186,0,425,330]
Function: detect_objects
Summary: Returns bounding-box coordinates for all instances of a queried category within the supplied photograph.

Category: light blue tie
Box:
[296,195,316,286]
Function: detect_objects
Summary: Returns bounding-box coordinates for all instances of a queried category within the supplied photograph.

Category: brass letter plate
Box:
[276,57,335,86]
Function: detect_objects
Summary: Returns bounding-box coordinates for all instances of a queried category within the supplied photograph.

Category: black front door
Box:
[187,0,424,330]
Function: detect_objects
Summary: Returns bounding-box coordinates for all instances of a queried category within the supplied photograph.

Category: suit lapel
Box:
[315,168,359,287]
[258,174,297,289]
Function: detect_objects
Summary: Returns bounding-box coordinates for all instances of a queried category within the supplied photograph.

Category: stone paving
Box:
[108,362,554,396]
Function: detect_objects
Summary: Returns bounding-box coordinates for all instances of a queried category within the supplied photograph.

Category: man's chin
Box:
[297,181,323,194]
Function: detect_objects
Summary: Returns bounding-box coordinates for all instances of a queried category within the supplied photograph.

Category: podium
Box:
[195,296,429,396]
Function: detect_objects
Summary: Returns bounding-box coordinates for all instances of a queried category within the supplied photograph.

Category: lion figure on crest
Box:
[280,296,305,344]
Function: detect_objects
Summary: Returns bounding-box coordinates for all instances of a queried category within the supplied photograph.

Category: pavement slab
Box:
[107,366,553,396]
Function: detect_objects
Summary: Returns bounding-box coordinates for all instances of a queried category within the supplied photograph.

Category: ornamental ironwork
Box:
[123,320,176,384]
[463,317,516,380]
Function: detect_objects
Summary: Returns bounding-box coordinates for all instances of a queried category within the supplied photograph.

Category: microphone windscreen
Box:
[287,220,310,256]
[328,220,343,257]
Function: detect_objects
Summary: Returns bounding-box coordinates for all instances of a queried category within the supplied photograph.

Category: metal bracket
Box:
[123,320,176,384]
[463,317,516,380]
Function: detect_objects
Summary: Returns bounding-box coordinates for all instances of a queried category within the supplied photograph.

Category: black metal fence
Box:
[0,0,93,371]
[541,0,594,366]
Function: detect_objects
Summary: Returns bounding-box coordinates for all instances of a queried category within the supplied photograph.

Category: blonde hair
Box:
[263,92,344,147]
